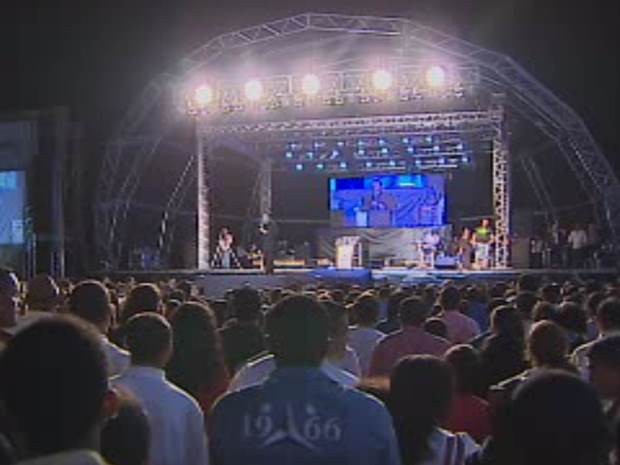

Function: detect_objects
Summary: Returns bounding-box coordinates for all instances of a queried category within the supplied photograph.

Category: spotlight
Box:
[339,161,348,169]
[193,84,214,106]
[389,160,397,167]
[301,74,321,96]
[371,69,393,91]
[433,145,441,152]
[366,161,373,168]
[357,149,366,156]
[317,163,325,170]
[331,149,340,158]
[380,147,389,155]
[407,146,415,154]
[401,137,410,144]
[456,143,464,151]
[426,65,447,89]
[285,151,294,159]
[378,138,387,146]
[336,141,345,148]
[306,151,315,159]
[461,155,470,163]
[244,79,263,101]
[295,163,304,171]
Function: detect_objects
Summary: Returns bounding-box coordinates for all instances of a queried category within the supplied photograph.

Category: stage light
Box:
[316,163,325,170]
[285,151,294,159]
[295,163,304,171]
[461,155,470,163]
[357,149,366,156]
[301,74,321,96]
[357,140,366,147]
[193,84,214,106]
[426,65,447,88]
[433,145,441,152]
[402,137,410,144]
[371,69,393,91]
[306,151,315,159]
[331,149,340,158]
[407,146,415,154]
[456,143,464,151]
[380,147,389,155]
[438,157,446,164]
[378,138,387,146]
[339,161,348,169]
[366,161,373,168]
[425,135,434,144]
[336,141,345,148]
[389,160,397,167]
[244,79,264,101]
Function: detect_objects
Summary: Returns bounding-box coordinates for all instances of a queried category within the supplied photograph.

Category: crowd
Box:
[0,267,619,464]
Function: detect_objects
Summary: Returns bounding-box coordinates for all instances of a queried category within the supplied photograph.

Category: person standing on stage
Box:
[212,227,239,269]
[458,227,474,270]
[473,219,493,269]
[259,214,278,274]
[421,229,441,268]
[567,223,588,269]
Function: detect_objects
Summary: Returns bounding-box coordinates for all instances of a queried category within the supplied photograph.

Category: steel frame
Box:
[97,13,620,269]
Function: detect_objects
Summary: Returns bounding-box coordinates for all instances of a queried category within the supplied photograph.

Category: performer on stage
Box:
[420,229,441,268]
[457,227,474,270]
[212,227,239,269]
[259,214,278,274]
[473,219,493,269]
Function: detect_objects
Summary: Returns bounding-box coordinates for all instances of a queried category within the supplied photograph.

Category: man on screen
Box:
[361,179,397,227]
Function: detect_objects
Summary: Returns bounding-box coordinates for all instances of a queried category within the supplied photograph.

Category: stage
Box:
[103,267,618,299]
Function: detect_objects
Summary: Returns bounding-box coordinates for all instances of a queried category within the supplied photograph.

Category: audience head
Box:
[532,301,557,322]
[527,321,571,368]
[166,302,225,396]
[491,305,524,341]
[399,297,429,327]
[515,291,538,321]
[0,268,20,328]
[439,286,461,311]
[321,300,348,341]
[507,372,609,465]
[541,283,562,304]
[444,344,481,395]
[231,287,262,322]
[25,274,60,312]
[352,294,380,327]
[595,298,620,334]
[125,313,173,368]
[586,291,606,320]
[101,394,150,465]
[556,301,588,335]
[386,290,407,322]
[588,335,620,400]
[68,280,112,333]
[389,356,453,465]
[517,273,540,293]
[266,295,329,367]
[121,283,162,323]
[0,317,110,456]
[423,317,448,339]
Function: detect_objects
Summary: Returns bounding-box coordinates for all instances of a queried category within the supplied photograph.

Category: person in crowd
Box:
[369,297,451,378]
[567,223,588,268]
[555,301,589,350]
[389,355,479,465]
[377,286,392,321]
[515,273,540,294]
[587,335,620,424]
[531,300,557,322]
[166,302,230,415]
[481,372,610,465]
[323,300,361,377]
[439,286,480,344]
[120,283,162,323]
[111,313,209,465]
[348,294,385,376]
[573,298,620,378]
[377,290,407,334]
[464,287,489,333]
[479,306,527,392]
[100,394,150,465]
[218,286,265,373]
[443,345,490,443]
[424,318,448,339]
[0,317,114,464]
[210,295,402,465]
[24,274,60,313]
[68,280,130,376]
[0,268,22,350]
[540,282,562,304]
[513,291,538,337]
[585,291,606,340]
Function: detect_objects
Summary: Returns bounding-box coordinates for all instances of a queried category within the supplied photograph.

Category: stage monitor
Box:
[0,171,26,245]
[329,174,446,228]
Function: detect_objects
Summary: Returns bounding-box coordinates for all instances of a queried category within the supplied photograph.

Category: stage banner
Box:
[316,226,452,265]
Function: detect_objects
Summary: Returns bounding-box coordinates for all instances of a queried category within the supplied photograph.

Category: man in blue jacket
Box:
[209,294,402,465]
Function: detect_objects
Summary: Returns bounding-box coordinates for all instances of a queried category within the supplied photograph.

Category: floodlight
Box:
[193,84,214,106]
[371,69,393,91]
[295,163,304,171]
[244,79,264,101]
[425,65,447,88]
[301,74,321,96]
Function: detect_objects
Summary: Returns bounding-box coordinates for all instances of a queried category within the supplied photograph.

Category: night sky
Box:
[4,0,618,159]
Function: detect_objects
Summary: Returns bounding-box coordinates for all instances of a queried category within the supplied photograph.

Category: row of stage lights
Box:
[288,155,471,172]
[189,65,451,110]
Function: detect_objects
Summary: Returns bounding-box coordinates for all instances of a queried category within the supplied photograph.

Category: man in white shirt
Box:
[439,286,480,344]
[112,313,209,465]
[69,280,130,376]
[567,224,588,268]
[347,294,385,376]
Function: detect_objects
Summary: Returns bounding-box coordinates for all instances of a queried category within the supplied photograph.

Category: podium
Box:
[335,236,362,269]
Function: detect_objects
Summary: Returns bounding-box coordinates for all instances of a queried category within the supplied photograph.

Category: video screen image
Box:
[0,171,25,245]
[329,174,445,228]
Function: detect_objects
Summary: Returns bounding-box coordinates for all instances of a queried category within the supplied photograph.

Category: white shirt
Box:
[228,353,359,392]
[111,366,209,465]
[567,229,588,250]
[102,336,130,377]
[419,429,479,465]
[348,326,385,376]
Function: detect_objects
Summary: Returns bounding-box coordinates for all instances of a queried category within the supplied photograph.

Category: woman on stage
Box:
[458,227,474,270]
[212,227,239,269]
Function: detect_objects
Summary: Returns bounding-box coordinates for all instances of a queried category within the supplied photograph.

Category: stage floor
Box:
[104,267,618,298]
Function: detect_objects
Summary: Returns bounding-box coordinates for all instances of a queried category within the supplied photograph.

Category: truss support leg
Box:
[196,124,210,269]
[259,158,273,220]
[492,103,511,268]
